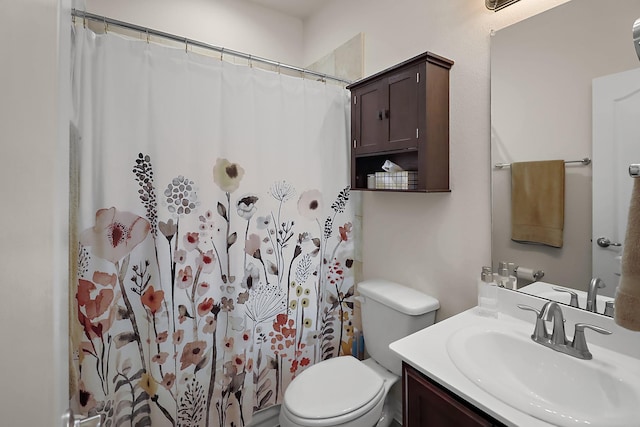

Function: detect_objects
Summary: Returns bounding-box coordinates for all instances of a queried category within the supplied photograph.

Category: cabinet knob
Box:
[378,110,383,120]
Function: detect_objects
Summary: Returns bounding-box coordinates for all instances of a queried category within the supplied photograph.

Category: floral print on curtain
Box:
[74,154,355,427]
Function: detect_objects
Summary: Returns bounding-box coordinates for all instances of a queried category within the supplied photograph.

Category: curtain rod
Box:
[494,157,591,169]
[71,9,353,85]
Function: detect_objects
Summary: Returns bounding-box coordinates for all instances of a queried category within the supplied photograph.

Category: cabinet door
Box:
[353,80,386,154]
[387,65,419,150]
[403,364,495,427]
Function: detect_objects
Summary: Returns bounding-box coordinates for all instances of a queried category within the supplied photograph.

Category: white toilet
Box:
[279,279,440,427]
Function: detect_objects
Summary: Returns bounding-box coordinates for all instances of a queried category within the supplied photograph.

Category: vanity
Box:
[390,287,640,427]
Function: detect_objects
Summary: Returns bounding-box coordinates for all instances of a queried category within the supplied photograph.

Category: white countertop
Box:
[390,308,553,427]
[389,287,640,427]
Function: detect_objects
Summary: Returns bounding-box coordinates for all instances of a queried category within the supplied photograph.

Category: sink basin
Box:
[447,324,640,427]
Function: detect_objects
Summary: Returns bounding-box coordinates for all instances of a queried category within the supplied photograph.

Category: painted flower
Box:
[197,281,210,297]
[220,296,234,312]
[141,285,164,314]
[161,373,176,390]
[77,381,97,412]
[156,331,168,343]
[164,175,198,216]
[203,316,217,334]
[246,358,254,372]
[198,297,215,317]
[256,215,271,230]
[339,222,352,242]
[139,372,158,396]
[223,337,234,353]
[297,190,323,221]
[270,180,295,202]
[305,330,320,346]
[241,263,260,290]
[237,194,259,220]
[232,353,245,370]
[180,340,207,370]
[237,290,249,304]
[77,279,114,320]
[197,250,215,274]
[159,219,177,240]
[174,249,187,264]
[245,233,261,258]
[213,158,245,193]
[80,207,150,263]
[176,266,193,289]
[173,330,184,345]
[183,232,200,252]
[92,271,117,287]
[152,352,169,364]
[241,330,251,342]
[77,304,117,340]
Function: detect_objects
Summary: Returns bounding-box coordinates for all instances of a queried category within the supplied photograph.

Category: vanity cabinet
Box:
[402,363,507,427]
[347,51,453,192]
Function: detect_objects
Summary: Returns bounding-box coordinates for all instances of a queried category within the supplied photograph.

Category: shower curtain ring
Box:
[103,17,108,33]
[185,38,189,53]
[146,28,150,44]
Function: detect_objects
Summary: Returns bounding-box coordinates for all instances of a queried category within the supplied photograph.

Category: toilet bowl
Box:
[279,356,397,427]
[279,280,439,427]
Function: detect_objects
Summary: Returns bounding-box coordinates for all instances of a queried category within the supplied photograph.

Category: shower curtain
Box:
[70,26,355,427]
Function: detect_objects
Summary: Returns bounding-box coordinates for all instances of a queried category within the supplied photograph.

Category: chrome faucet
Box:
[544,301,567,346]
[586,277,606,313]
[518,301,612,360]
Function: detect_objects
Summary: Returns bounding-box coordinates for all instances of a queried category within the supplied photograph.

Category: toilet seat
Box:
[282,356,385,424]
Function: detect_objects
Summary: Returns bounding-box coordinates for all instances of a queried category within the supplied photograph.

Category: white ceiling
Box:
[247,0,327,19]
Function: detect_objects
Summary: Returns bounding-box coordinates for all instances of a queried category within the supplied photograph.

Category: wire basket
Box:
[374,171,418,190]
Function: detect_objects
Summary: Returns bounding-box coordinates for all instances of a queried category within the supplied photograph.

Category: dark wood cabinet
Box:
[403,363,508,427]
[347,52,453,192]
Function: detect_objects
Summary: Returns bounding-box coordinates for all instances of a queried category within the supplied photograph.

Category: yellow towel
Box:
[615,178,640,331]
[511,160,565,248]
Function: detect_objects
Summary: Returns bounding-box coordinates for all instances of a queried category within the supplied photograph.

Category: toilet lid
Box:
[284,356,384,420]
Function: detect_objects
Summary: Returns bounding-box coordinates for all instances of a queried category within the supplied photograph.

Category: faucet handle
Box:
[571,323,612,360]
[552,287,580,308]
[517,304,548,341]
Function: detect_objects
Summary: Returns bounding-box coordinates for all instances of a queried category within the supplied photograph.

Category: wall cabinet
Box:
[402,363,507,427]
[347,52,454,192]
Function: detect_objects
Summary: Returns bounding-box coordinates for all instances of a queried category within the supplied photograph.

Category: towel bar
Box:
[494,157,591,169]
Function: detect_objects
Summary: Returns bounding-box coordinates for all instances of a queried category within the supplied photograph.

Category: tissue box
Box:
[375,171,418,190]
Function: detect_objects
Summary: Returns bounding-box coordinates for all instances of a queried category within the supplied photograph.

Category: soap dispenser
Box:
[477,266,498,317]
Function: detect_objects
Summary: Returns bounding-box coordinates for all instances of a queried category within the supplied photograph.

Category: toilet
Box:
[279,279,440,427]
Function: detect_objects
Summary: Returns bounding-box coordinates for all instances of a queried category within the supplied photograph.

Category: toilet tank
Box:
[358,279,439,376]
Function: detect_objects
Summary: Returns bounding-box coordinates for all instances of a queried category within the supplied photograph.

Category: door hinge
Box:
[353,95,357,105]
[417,72,420,83]
[353,139,357,148]
[416,128,419,138]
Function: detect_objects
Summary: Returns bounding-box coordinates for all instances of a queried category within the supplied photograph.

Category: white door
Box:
[592,67,640,297]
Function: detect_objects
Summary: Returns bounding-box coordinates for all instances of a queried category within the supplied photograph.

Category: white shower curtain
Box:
[70,26,354,427]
